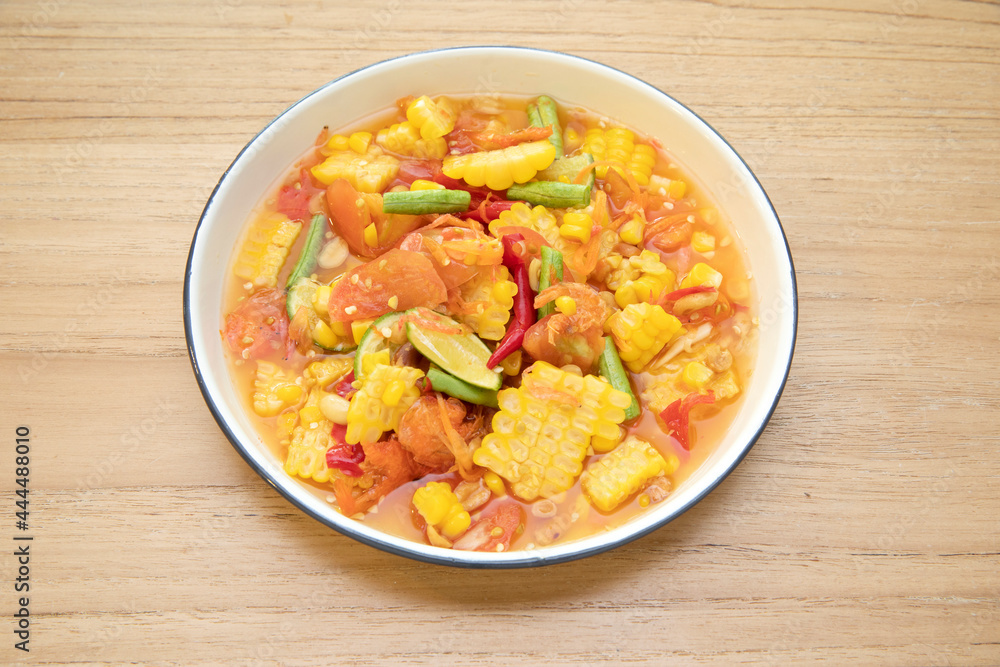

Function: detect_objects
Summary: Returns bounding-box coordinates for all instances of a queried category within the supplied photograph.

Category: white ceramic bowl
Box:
[184,47,797,567]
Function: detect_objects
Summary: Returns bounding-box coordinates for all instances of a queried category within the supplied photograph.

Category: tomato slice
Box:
[275,168,323,222]
[326,178,378,257]
[223,288,290,360]
[453,502,524,552]
[395,159,442,185]
[327,249,448,322]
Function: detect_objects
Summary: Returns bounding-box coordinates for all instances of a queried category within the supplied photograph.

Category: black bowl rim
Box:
[183,45,798,569]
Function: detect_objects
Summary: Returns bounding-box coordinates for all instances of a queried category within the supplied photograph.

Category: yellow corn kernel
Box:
[554,296,576,316]
[276,383,304,404]
[560,211,593,244]
[483,472,507,496]
[682,361,714,389]
[564,125,582,151]
[363,223,378,248]
[619,214,646,246]
[311,149,400,192]
[311,319,341,350]
[375,121,448,159]
[351,319,374,346]
[299,404,324,427]
[252,361,304,417]
[361,349,391,377]
[406,96,457,140]
[347,131,372,154]
[412,481,471,539]
[581,436,668,512]
[443,140,556,191]
[691,231,716,253]
[473,362,632,501]
[345,364,424,444]
[591,425,625,453]
[681,262,724,289]
[313,284,332,318]
[609,303,683,372]
[410,179,445,191]
[648,174,687,200]
[233,212,302,288]
[381,379,406,408]
[325,134,350,151]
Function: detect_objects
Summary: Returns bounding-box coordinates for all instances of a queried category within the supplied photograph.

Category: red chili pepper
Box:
[333,371,356,399]
[660,391,716,450]
[486,234,536,368]
[658,285,717,305]
[326,424,366,477]
[461,199,517,223]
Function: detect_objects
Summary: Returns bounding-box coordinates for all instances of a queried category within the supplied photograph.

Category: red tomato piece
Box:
[326,178,378,257]
[276,168,326,222]
[395,159,442,185]
[453,502,524,553]
[223,288,290,360]
[327,249,448,322]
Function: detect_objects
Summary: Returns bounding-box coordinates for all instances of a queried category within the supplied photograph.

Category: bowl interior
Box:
[185,47,796,567]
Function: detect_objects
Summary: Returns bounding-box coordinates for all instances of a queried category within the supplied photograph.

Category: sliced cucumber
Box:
[403,308,502,391]
[285,213,328,289]
[427,367,499,408]
[506,180,591,209]
[353,311,408,381]
[536,152,595,192]
[286,277,355,353]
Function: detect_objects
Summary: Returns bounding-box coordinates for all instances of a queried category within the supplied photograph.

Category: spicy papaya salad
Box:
[222,93,757,552]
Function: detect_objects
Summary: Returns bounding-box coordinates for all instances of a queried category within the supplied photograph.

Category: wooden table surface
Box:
[2,0,998,664]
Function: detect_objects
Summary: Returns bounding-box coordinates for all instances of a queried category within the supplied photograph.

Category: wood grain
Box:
[1,0,998,664]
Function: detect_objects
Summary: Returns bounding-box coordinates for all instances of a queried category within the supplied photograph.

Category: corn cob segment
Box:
[284,420,336,483]
[233,213,302,288]
[303,357,354,390]
[582,127,656,185]
[609,302,683,373]
[310,148,400,192]
[252,360,305,417]
[456,266,517,341]
[443,140,557,191]
[405,96,457,140]
[473,362,632,501]
[345,364,424,444]
[491,202,575,259]
[581,436,671,512]
[603,249,676,309]
[412,481,471,539]
[375,121,448,159]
